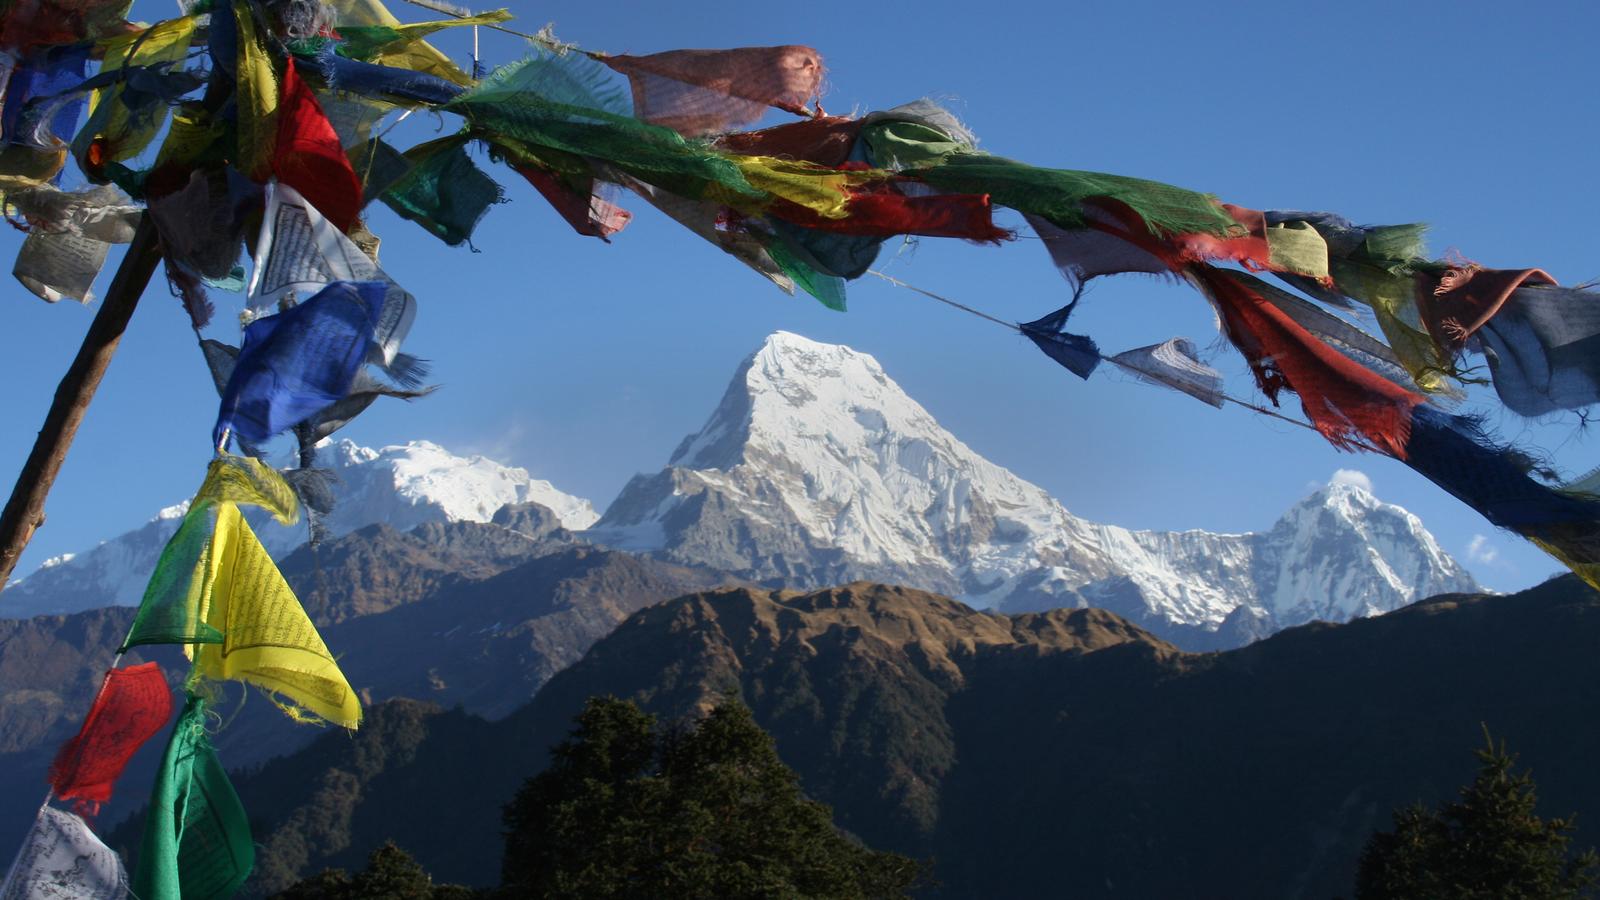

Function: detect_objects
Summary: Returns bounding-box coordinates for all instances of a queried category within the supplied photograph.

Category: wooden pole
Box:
[0,214,162,590]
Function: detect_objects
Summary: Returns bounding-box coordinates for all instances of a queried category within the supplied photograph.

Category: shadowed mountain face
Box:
[0,514,730,857]
[178,575,1600,899]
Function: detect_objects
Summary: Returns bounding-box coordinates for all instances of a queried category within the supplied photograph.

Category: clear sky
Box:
[0,0,1595,593]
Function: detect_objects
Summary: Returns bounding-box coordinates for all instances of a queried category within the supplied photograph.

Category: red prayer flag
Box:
[514,165,631,241]
[1416,265,1556,352]
[1171,204,1273,271]
[1197,265,1424,458]
[48,662,173,817]
[272,59,363,232]
[715,116,863,167]
[603,46,823,136]
[771,183,1011,243]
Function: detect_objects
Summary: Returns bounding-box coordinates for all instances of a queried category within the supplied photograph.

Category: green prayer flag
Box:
[861,120,967,170]
[121,502,225,652]
[381,135,502,246]
[445,53,763,206]
[764,235,846,311]
[133,694,254,900]
[911,153,1238,237]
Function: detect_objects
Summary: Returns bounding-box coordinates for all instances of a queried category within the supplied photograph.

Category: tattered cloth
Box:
[47,662,174,818]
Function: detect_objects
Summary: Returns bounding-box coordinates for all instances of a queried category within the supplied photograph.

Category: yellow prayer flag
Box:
[328,0,480,87]
[721,155,869,220]
[193,503,361,728]
[193,454,299,526]
[89,16,197,165]
[234,0,280,179]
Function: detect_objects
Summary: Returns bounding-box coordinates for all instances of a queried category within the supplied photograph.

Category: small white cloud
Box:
[1467,534,1500,566]
[1329,469,1374,493]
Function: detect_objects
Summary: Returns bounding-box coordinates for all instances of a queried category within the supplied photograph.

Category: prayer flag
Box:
[604,46,823,136]
[272,56,363,233]
[131,695,253,900]
[48,663,173,818]
[190,503,361,727]
[0,806,126,900]
[214,279,388,448]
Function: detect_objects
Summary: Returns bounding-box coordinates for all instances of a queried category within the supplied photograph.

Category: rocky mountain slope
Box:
[589,332,1477,644]
[183,575,1600,898]
[0,440,599,619]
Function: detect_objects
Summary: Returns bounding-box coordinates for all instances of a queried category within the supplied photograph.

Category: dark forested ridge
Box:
[140,575,1600,898]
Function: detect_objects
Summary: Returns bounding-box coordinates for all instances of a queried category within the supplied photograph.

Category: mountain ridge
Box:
[589,331,1477,644]
[156,573,1600,898]
[1,439,599,620]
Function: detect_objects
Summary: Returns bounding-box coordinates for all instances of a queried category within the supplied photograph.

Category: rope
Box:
[864,268,1381,450]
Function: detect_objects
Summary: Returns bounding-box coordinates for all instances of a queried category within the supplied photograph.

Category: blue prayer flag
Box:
[213,281,387,449]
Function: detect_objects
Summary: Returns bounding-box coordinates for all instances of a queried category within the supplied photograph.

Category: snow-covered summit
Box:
[1251,478,1473,626]
[590,332,1478,647]
[319,439,599,536]
[1,439,597,619]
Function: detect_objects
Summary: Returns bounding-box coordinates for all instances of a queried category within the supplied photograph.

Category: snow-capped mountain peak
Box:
[1254,476,1471,625]
[1,440,597,619]
[320,439,599,536]
[591,331,1479,648]
[600,331,1074,581]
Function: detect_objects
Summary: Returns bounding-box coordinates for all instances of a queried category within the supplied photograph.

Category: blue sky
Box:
[0,0,1596,592]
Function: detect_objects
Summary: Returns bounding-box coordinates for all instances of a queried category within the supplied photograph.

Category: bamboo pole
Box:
[0,215,162,590]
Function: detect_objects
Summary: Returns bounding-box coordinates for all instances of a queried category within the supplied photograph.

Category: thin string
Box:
[864,268,1383,451]
[397,0,563,45]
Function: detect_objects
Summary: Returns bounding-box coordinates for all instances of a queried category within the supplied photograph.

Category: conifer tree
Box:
[499,694,925,899]
[1356,731,1599,899]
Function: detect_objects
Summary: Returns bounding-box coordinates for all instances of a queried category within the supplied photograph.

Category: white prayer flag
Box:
[0,806,127,900]
[248,182,415,365]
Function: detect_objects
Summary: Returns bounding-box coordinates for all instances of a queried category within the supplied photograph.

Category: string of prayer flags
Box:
[12,0,1600,667]
[602,45,823,137]
[1108,339,1226,409]
[0,805,127,900]
[47,663,174,818]
[214,279,389,449]
[132,695,254,900]
[188,502,361,727]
